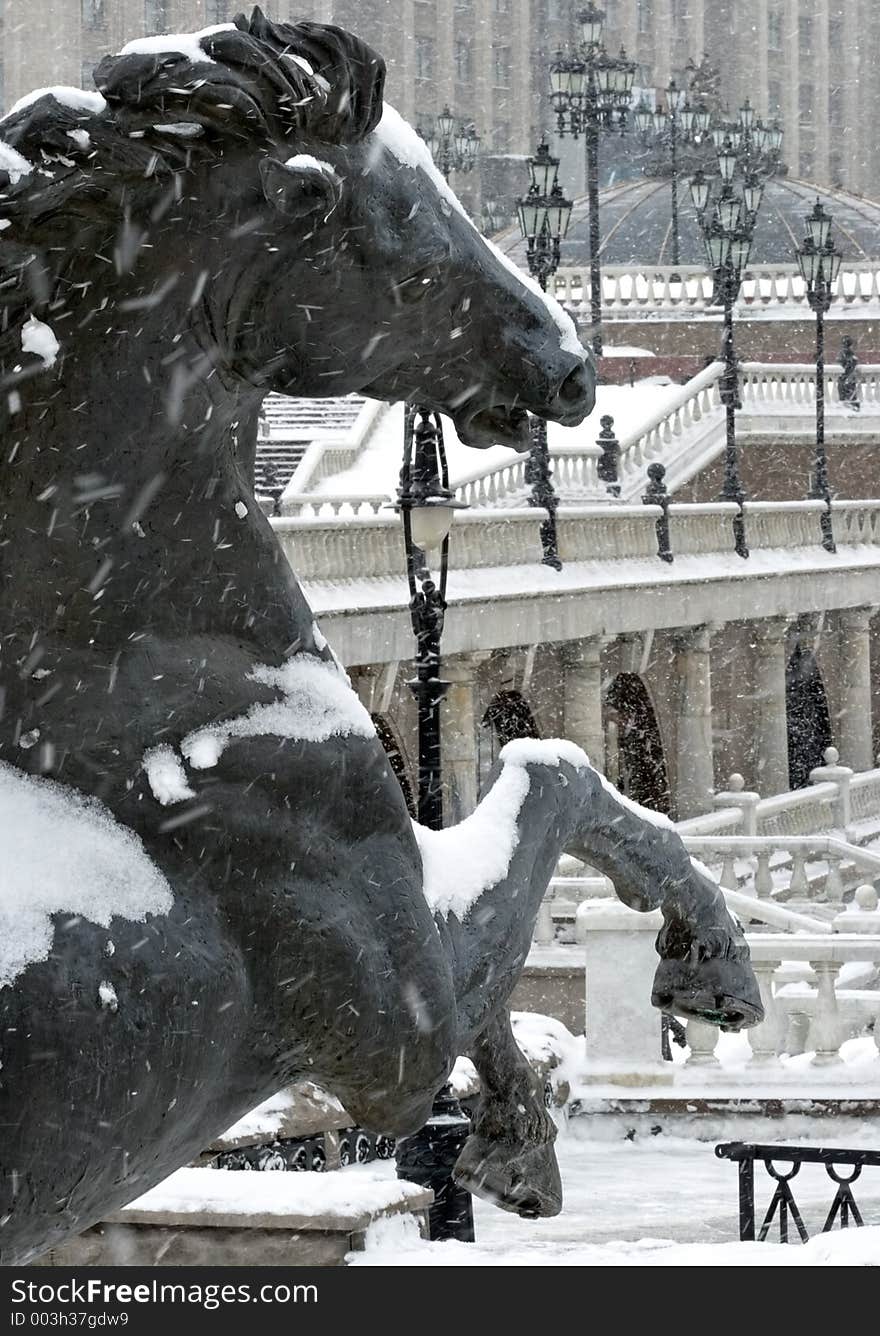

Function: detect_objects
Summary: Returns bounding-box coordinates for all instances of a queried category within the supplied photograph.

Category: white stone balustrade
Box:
[553,263,880,315]
[271,497,880,587]
[576,897,880,1087]
[434,362,880,509]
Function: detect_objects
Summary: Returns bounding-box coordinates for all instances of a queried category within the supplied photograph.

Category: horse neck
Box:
[1,309,311,657]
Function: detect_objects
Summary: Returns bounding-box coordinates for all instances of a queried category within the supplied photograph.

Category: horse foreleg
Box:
[424,738,761,1051]
[453,1001,562,1219]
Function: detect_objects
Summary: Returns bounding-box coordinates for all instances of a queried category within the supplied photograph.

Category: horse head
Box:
[57,7,590,450]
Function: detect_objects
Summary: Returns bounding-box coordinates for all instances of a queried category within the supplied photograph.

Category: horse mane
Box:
[0,7,384,372]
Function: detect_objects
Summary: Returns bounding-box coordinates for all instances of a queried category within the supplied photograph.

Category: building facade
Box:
[2,3,877,211]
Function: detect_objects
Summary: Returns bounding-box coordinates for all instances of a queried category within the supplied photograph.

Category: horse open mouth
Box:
[456,404,532,451]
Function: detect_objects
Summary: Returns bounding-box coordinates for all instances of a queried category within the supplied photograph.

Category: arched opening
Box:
[371,713,416,818]
[786,646,833,789]
[482,690,541,747]
[479,690,540,781]
[605,673,671,815]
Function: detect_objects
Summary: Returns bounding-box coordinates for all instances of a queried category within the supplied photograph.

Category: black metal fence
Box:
[716,1142,880,1243]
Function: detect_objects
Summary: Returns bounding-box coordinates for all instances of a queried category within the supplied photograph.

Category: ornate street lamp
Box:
[548,5,637,354]
[797,200,843,553]
[418,105,481,180]
[636,76,713,267]
[517,138,574,569]
[395,407,468,829]
[393,406,474,1244]
[688,100,782,560]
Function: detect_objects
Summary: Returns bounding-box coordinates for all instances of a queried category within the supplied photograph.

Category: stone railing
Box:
[685,836,880,912]
[443,362,880,509]
[553,262,880,315]
[577,896,880,1086]
[271,497,880,585]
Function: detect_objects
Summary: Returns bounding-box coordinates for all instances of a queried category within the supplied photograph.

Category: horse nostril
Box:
[557,362,593,409]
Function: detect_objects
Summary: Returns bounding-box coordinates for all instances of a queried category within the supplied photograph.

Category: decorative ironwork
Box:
[797,201,843,554]
[417,105,480,180]
[517,139,572,569]
[716,1142,880,1243]
[643,462,673,563]
[395,408,475,1242]
[839,335,861,410]
[213,1128,396,1173]
[689,99,783,560]
[596,413,620,496]
[548,5,637,354]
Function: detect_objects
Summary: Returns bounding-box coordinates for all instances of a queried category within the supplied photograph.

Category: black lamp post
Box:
[690,99,781,560]
[396,407,467,829]
[393,406,474,1243]
[634,78,712,268]
[517,139,574,570]
[419,105,481,181]
[549,4,636,354]
[797,200,842,554]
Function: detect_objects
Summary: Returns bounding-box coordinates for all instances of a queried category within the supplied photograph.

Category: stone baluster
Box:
[748,959,783,1067]
[808,960,843,1066]
[720,852,738,890]
[787,851,810,899]
[684,1018,719,1067]
[823,857,845,904]
[754,849,773,899]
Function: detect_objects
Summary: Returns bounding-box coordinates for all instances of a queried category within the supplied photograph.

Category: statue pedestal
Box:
[577,901,674,1088]
[32,1168,432,1268]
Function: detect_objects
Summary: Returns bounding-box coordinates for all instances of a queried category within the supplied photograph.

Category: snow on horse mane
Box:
[414,738,590,922]
[0,763,173,988]
[118,24,237,65]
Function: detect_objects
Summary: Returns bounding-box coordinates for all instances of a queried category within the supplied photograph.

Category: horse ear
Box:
[259,155,340,221]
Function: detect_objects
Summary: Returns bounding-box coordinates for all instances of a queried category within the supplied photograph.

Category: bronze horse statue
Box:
[0,10,761,1264]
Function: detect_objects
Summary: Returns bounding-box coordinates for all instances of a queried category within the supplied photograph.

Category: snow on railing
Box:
[271,498,880,584]
[553,262,880,314]
[446,361,880,509]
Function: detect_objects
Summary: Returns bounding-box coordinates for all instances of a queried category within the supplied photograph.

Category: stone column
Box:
[672,625,714,819]
[751,617,791,795]
[836,607,875,771]
[441,654,481,823]
[562,639,605,774]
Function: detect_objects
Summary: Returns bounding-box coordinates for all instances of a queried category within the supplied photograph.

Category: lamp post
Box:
[393,406,474,1243]
[517,139,574,570]
[796,200,842,554]
[549,4,636,354]
[690,99,781,560]
[634,79,712,268]
[396,407,467,829]
[418,105,481,181]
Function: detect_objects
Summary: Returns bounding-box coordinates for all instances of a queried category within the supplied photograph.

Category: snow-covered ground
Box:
[352,1124,880,1266]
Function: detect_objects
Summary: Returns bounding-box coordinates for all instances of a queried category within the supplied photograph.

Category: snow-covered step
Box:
[34,1165,432,1268]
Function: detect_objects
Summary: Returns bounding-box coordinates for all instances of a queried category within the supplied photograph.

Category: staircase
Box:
[255,393,368,497]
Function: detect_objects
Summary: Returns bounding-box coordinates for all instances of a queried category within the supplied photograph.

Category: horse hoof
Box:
[452,1134,562,1218]
[652,954,763,1031]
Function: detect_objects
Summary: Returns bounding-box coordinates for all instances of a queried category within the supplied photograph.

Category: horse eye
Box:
[394,270,437,305]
